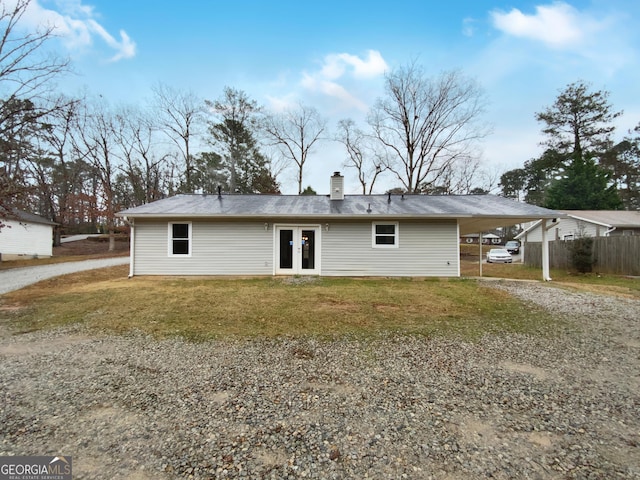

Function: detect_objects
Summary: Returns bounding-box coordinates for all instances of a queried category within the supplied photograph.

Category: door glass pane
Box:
[279,229,293,269]
[301,230,315,270]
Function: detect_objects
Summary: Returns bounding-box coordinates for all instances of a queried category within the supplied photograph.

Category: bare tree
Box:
[335,119,386,194]
[263,103,326,194]
[0,0,69,101]
[368,64,489,193]
[72,100,121,251]
[30,96,86,244]
[151,83,205,193]
[113,105,168,205]
[0,0,70,221]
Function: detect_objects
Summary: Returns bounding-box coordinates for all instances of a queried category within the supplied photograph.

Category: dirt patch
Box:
[554,282,640,300]
[455,414,501,448]
[528,432,554,448]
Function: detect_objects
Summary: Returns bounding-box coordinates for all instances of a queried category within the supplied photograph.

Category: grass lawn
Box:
[2,238,637,341]
[0,265,560,341]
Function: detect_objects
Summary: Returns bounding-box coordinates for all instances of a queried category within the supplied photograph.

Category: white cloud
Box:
[483,2,636,79]
[301,73,368,111]
[6,0,136,61]
[490,2,603,49]
[265,94,298,113]
[86,19,136,62]
[320,50,388,79]
[300,50,388,112]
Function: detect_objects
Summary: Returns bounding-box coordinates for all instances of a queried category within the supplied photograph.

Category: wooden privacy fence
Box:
[524,236,640,276]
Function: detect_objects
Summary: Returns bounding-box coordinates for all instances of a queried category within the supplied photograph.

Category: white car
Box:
[486,248,513,263]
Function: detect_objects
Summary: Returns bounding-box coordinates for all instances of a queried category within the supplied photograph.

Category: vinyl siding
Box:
[523,218,605,243]
[322,220,459,277]
[133,220,273,275]
[132,218,459,277]
[0,219,53,259]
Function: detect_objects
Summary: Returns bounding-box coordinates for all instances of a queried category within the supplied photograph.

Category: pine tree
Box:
[544,156,622,210]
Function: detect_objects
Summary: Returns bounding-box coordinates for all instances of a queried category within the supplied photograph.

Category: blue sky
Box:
[15,0,640,194]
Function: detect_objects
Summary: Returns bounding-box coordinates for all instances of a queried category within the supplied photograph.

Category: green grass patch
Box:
[0,268,557,341]
[461,260,640,298]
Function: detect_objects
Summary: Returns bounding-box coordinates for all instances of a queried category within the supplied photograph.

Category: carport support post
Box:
[541,219,551,281]
[479,232,483,277]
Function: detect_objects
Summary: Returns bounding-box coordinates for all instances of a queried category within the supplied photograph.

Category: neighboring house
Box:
[117,173,560,278]
[516,210,640,244]
[0,209,57,261]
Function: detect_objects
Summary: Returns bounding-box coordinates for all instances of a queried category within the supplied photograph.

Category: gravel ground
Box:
[0,281,639,479]
[0,257,130,294]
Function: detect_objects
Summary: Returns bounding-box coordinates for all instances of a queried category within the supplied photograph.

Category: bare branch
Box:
[262,103,327,194]
[0,0,70,101]
[368,64,490,193]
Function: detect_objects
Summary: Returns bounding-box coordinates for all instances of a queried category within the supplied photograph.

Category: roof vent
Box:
[330,172,344,201]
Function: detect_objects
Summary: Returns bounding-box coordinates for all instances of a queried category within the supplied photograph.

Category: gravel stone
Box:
[1,280,639,479]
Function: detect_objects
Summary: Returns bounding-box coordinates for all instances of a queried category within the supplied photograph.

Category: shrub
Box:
[569,236,595,273]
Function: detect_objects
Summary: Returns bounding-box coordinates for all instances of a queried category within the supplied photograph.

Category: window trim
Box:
[372,222,399,249]
[168,221,192,257]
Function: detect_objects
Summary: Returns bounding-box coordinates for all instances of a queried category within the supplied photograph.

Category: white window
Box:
[168,222,192,256]
[563,234,574,241]
[372,222,399,248]
[623,230,634,236]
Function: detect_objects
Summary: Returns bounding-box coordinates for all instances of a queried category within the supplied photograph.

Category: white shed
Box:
[0,209,57,261]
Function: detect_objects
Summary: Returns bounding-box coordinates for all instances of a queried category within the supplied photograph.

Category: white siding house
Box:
[118,173,561,278]
[516,210,640,244]
[0,209,56,261]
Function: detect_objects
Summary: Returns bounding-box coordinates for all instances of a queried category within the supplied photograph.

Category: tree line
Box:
[499,81,640,211]
[2,0,638,251]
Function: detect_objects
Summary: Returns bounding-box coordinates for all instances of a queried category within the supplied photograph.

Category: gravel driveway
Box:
[0,281,639,479]
[0,257,129,294]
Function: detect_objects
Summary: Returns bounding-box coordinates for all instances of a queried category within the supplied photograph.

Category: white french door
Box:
[275,226,320,275]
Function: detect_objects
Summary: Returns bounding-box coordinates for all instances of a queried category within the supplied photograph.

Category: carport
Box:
[458,213,563,281]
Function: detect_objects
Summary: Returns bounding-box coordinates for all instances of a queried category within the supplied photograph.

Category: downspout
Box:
[605,226,616,236]
[125,217,135,278]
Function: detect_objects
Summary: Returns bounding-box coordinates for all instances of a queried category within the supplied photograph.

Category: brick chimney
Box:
[330,172,344,200]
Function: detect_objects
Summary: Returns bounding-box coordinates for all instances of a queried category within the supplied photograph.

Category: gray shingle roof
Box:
[1,208,57,226]
[560,210,640,228]
[118,193,561,235]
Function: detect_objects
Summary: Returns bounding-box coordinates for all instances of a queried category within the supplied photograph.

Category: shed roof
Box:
[560,210,640,228]
[118,193,561,235]
[1,208,57,226]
